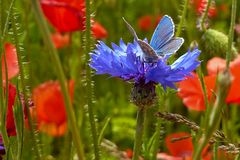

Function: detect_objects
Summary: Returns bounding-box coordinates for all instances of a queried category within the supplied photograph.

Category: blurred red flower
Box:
[235,24,240,35]
[1,43,19,81]
[3,83,29,136]
[157,132,212,160]
[166,132,193,158]
[178,56,240,111]
[32,80,74,136]
[178,73,216,111]
[138,15,151,31]
[191,0,217,18]
[207,56,240,104]
[92,21,108,39]
[218,4,228,13]
[157,153,182,160]
[138,15,162,32]
[125,148,133,158]
[5,83,17,136]
[0,83,30,158]
[51,32,70,48]
[40,0,86,32]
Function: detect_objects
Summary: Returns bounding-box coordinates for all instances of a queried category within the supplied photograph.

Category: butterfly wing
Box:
[138,40,159,63]
[122,17,139,40]
[150,15,175,52]
[155,38,184,56]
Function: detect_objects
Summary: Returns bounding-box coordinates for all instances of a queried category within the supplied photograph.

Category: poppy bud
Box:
[202,29,237,57]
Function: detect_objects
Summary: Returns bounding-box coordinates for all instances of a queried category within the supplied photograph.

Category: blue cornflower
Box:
[90,39,201,90]
[90,39,200,108]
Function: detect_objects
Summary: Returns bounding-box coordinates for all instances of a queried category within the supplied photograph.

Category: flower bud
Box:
[202,29,237,57]
[130,81,157,109]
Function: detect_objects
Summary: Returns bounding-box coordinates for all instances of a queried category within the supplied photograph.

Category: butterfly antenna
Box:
[122,17,139,40]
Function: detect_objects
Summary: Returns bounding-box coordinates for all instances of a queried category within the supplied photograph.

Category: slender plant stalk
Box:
[11,11,42,160]
[150,92,164,160]
[1,42,11,158]
[169,0,189,64]
[85,0,100,159]
[197,68,209,109]
[235,154,240,160]
[176,0,189,37]
[213,142,218,160]
[132,109,145,160]
[0,0,15,158]
[193,1,237,159]
[150,114,162,160]
[14,91,25,160]
[200,0,212,31]
[193,71,231,160]
[226,0,237,68]
[30,0,85,159]
[143,110,151,159]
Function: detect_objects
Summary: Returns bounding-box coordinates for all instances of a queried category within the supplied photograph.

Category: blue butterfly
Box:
[123,15,184,63]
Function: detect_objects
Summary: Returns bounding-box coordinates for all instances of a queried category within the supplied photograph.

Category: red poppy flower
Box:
[179,56,240,111]
[207,56,240,104]
[207,56,240,75]
[5,83,17,136]
[92,21,108,39]
[178,73,216,111]
[51,32,70,48]
[138,15,162,32]
[125,149,133,158]
[207,57,226,75]
[138,15,152,31]
[40,0,86,32]
[1,82,29,138]
[1,43,19,81]
[154,15,163,28]
[165,132,212,160]
[191,0,217,18]
[157,153,182,160]
[166,132,193,158]
[32,80,74,136]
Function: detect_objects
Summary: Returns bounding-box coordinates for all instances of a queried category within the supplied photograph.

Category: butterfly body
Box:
[123,15,184,63]
[137,40,159,63]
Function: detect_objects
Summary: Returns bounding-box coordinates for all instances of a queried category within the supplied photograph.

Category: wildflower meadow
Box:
[0,0,240,159]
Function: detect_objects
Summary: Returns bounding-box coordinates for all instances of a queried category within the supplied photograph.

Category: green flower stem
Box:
[226,0,237,68]
[197,68,209,109]
[169,0,189,63]
[30,0,85,159]
[235,154,240,160]
[0,0,15,158]
[85,0,100,159]
[194,1,237,159]
[132,109,145,160]
[150,114,162,160]
[143,110,151,159]
[213,142,218,160]
[200,0,212,31]
[1,48,11,158]
[176,0,189,37]
[193,71,231,160]
[150,92,164,160]
[11,10,42,160]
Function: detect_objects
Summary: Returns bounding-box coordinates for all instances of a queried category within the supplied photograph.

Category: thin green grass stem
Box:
[132,109,145,160]
[30,0,85,159]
